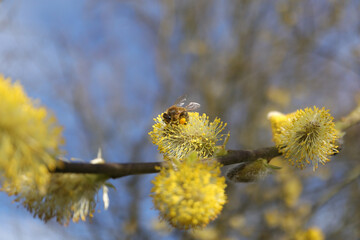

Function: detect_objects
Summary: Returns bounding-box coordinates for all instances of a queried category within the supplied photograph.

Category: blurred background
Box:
[0,0,360,239]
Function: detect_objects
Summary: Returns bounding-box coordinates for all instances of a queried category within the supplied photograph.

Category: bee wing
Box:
[185,102,201,111]
[174,95,187,107]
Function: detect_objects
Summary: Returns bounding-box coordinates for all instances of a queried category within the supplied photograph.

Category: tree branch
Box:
[335,102,360,132]
[54,102,360,179]
[53,147,281,179]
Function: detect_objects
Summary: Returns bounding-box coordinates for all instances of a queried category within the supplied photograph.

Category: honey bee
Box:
[162,96,200,125]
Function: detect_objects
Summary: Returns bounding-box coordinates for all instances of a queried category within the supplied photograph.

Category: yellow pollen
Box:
[179,117,187,125]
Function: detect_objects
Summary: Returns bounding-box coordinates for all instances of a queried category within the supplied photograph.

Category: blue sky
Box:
[0,0,163,239]
[1,0,360,239]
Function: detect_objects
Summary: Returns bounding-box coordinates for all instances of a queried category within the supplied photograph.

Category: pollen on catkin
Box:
[0,75,63,194]
[151,156,227,230]
[4,151,111,225]
[268,111,289,143]
[269,106,338,171]
[149,112,226,160]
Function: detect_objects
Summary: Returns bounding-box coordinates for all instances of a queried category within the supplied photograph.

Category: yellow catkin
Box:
[295,227,325,240]
[269,107,338,171]
[149,112,226,161]
[0,75,63,194]
[8,153,110,225]
[151,158,227,230]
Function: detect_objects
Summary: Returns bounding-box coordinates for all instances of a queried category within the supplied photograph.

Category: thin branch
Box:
[335,103,360,132]
[54,103,360,179]
[312,164,360,212]
[54,147,281,179]
[54,161,164,179]
[301,164,360,227]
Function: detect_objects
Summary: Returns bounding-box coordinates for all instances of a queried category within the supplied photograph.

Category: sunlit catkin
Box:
[151,154,227,230]
[6,150,110,225]
[269,107,338,170]
[0,75,63,194]
[149,112,226,161]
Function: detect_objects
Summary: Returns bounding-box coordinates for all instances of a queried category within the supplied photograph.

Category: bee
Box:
[162,96,201,125]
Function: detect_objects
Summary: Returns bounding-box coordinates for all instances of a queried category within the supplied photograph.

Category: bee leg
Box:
[179,112,189,125]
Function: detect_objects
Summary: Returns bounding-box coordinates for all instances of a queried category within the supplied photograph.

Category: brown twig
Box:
[335,103,360,132]
[300,164,360,228]
[54,103,360,179]
[53,147,281,179]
